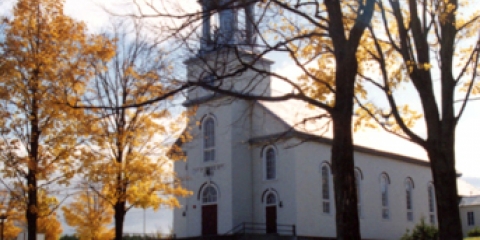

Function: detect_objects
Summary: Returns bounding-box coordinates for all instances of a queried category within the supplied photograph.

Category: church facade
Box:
[173,95,438,239]
[172,1,466,239]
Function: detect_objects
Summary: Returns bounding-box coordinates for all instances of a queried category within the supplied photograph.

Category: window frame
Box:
[405,178,414,222]
[380,173,390,220]
[203,117,215,162]
[321,163,331,214]
[265,192,277,206]
[201,185,218,205]
[467,211,475,226]
[264,147,277,180]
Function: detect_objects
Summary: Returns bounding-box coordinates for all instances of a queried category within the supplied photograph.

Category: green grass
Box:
[465,237,480,240]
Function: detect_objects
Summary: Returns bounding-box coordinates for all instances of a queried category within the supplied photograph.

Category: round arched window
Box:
[202,186,218,204]
[266,193,277,206]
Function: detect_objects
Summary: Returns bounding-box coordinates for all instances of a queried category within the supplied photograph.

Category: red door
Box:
[202,204,218,235]
[266,206,277,234]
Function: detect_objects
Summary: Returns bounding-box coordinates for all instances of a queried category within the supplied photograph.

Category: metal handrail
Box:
[223,222,296,236]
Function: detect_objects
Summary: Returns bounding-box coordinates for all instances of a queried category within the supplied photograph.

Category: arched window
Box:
[405,178,414,221]
[266,193,277,206]
[355,169,362,217]
[428,183,436,224]
[321,164,331,214]
[202,185,218,204]
[203,117,215,162]
[380,173,390,219]
[265,147,276,180]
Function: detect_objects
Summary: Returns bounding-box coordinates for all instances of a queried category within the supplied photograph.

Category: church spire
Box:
[199,0,257,53]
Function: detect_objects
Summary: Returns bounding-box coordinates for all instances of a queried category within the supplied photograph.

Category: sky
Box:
[1,0,479,235]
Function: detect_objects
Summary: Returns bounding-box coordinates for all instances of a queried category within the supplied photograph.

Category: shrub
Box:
[400,218,438,240]
[59,235,79,240]
[468,227,480,237]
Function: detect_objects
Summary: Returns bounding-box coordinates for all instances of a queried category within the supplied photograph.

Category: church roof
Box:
[256,99,429,163]
[458,179,480,197]
[459,195,480,206]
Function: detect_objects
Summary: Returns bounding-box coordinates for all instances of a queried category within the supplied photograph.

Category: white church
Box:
[173,1,480,239]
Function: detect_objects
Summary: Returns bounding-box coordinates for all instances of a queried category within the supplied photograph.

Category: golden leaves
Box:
[0,0,115,236]
[354,103,423,135]
[62,188,114,240]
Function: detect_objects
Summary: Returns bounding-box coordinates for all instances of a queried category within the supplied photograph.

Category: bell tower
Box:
[185,0,271,102]
[174,2,274,237]
[199,0,258,54]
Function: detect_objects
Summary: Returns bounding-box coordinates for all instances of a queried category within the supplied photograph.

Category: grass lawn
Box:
[465,238,480,240]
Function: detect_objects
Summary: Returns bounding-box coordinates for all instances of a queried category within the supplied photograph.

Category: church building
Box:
[172,1,478,239]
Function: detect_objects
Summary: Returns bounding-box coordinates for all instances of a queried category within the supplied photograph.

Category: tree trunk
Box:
[27,86,40,240]
[114,201,126,240]
[331,112,360,240]
[330,43,361,239]
[427,134,462,239]
[27,171,37,240]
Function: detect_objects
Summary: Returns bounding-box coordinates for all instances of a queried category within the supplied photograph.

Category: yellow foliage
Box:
[0,191,24,239]
[62,188,115,240]
[0,190,61,240]
[0,0,114,236]
[37,214,62,240]
[75,22,191,239]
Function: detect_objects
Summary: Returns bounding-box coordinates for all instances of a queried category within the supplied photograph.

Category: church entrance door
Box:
[266,206,277,234]
[202,204,218,235]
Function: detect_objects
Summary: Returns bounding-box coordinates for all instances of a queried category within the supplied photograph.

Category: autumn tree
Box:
[36,192,62,240]
[0,190,23,239]
[351,0,480,238]
[130,0,374,238]
[78,21,190,240]
[0,188,63,240]
[37,214,62,240]
[62,185,114,240]
[0,0,114,239]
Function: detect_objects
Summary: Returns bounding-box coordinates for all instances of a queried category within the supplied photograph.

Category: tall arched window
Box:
[265,147,276,180]
[202,185,218,204]
[321,164,331,214]
[203,117,215,162]
[405,178,414,221]
[355,169,362,217]
[428,184,436,224]
[380,173,390,220]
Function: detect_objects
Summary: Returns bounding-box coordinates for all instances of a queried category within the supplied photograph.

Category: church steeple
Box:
[199,0,257,53]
